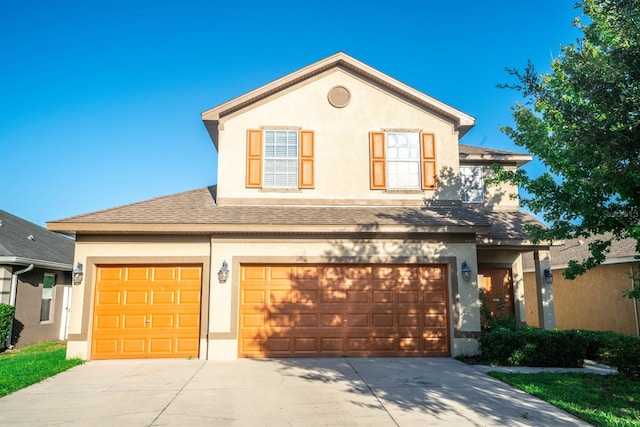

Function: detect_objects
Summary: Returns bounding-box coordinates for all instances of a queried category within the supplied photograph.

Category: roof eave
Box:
[47,222,491,236]
[0,256,73,271]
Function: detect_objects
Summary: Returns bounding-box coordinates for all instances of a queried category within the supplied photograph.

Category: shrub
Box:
[479,327,586,367]
[594,333,640,378]
[0,304,15,345]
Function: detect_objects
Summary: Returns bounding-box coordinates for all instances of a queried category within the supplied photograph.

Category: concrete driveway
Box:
[0,357,588,426]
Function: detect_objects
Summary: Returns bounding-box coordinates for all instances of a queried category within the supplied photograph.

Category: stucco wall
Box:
[68,234,483,360]
[66,235,212,360]
[524,263,640,336]
[216,68,462,204]
[209,236,481,359]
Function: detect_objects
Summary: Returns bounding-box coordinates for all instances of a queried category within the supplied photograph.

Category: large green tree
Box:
[494,0,640,280]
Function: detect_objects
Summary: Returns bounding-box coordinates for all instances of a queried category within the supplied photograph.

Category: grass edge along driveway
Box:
[0,341,84,397]
[489,371,640,427]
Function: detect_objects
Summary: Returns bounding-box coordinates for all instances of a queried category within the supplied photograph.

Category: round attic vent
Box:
[327,85,351,108]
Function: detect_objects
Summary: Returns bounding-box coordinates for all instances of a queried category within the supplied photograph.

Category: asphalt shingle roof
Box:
[522,233,640,269]
[0,210,74,266]
[50,185,543,242]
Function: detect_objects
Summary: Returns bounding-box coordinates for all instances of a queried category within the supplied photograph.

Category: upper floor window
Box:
[386,132,421,189]
[460,166,484,203]
[370,131,437,190]
[246,128,314,190]
[264,130,298,188]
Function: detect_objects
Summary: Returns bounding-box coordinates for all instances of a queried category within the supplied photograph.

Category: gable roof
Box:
[0,210,74,270]
[459,144,532,167]
[47,185,544,247]
[201,52,476,146]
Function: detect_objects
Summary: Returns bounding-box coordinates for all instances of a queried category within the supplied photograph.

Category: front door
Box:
[480,268,515,319]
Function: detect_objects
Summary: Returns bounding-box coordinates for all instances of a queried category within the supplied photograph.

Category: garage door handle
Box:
[492,298,501,302]
[145,320,151,324]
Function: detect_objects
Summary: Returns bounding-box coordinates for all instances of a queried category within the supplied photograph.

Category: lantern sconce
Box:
[72,263,84,285]
[218,261,229,284]
[461,261,472,282]
[544,268,554,285]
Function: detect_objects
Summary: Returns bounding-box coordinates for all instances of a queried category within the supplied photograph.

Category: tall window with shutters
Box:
[246,128,314,189]
[369,131,437,190]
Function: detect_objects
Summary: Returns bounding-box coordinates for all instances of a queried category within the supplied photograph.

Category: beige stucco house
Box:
[48,52,552,360]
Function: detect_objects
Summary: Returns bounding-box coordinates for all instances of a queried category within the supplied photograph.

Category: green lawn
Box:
[489,371,640,427]
[0,341,84,397]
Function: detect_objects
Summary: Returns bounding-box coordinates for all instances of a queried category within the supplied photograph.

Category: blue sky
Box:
[1,1,582,226]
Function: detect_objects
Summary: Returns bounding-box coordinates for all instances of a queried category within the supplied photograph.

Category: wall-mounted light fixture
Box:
[544,268,554,285]
[218,261,229,284]
[72,263,84,285]
[461,261,471,282]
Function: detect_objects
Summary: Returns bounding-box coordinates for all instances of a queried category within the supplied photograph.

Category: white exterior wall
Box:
[217,68,462,204]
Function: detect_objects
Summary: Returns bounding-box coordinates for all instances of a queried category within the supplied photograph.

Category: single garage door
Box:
[92,265,202,359]
[239,264,449,357]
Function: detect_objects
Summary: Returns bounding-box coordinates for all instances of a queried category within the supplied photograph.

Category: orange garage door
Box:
[92,265,202,359]
[239,264,449,357]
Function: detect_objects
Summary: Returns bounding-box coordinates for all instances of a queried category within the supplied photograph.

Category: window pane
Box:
[386,132,420,189]
[461,166,484,203]
[263,130,298,188]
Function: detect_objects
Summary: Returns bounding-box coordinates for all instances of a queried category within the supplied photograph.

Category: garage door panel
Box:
[239,264,450,357]
[122,339,146,353]
[270,290,292,304]
[296,290,319,303]
[126,267,150,281]
[320,313,343,327]
[346,313,369,327]
[123,291,148,305]
[372,291,394,303]
[321,290,345,302]
[346,290,369,303]
[373,313,394,327]
[295,313,318,327]
[95,315,119,329]
[242,289,265,304]
[269,314,291,327]
[152,291,175,304]
[242,313,265,328]
[92,264,201,360]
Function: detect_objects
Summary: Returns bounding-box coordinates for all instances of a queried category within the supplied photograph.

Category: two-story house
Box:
[48,52,553,361]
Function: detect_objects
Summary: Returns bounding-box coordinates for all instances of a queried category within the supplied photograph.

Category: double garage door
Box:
[239,264,450,357]
[91,263,449,359]
[92,265,202,360]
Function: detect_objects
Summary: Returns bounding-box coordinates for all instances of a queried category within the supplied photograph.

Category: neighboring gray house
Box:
[0,210,74,348]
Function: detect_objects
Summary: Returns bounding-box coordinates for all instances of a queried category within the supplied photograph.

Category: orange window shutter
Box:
[299,130,315,188]
[421,133,437,189]
[246,129,263,188]
[370,132,386,189]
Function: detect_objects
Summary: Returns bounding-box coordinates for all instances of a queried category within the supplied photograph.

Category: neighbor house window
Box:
[246,128,315,189]
[40,273,55,322]
[369,131,436,190]
[461,166,484,203]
